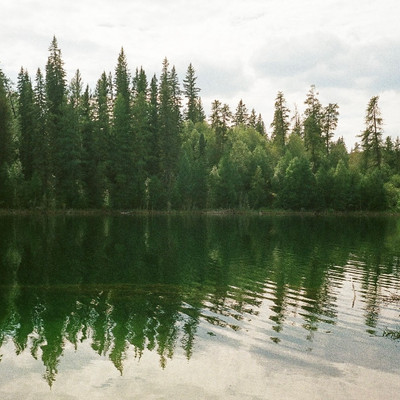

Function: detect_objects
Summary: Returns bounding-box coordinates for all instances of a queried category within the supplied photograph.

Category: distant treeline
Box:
[0,36,399,211]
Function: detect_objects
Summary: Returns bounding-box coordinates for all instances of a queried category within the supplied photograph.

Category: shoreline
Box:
[0,208,399,217]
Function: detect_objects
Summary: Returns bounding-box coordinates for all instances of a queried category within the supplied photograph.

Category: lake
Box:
[0,214,399,399]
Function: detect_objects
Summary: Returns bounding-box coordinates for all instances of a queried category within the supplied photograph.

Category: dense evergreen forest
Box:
[1,37,400,211]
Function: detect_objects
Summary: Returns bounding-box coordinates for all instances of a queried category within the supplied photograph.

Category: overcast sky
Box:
[1,0,399,148]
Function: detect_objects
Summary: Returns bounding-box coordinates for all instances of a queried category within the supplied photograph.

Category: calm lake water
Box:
[0,215,399,399]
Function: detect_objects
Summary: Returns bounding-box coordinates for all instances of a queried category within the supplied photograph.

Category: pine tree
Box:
[359,95,383,169]
[270,91,290,152]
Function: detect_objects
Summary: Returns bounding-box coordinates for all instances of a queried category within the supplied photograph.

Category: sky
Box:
[1,0,399,149]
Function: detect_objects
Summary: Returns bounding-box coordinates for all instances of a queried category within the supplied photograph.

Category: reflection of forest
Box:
[0,215,399,385]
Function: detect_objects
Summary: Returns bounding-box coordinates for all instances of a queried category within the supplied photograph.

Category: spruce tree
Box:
[210,100,231,160]
[148,74,160,177]
[248,109,257,129]
[45,36,67,206]
[94,72,113,206]
[303,85,323,171]
[183,63,203,123]
[114,48,130,102]
[270,91,290,152]
[0,69,15,205]
[255,113,266,136]
[233,99,248,126]
[321,103,339,154]
[46,36,66,115]
[112,93,134,208]
[80,85,100,207]
[111,50,134,208]
[17,68,36,180]
[394,137,400,173]
[132,67,151,207]
[57,97,83,207]
[158,58,182,205]
[32,68,50,206]
[359,95,383,169]
[291,105,302,137]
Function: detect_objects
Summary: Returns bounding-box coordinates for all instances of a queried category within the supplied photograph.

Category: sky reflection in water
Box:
[0,215,399,399]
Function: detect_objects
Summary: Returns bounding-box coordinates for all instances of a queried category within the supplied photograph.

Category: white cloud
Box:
[1,0,399,148]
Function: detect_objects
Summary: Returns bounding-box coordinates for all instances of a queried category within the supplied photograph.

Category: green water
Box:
[0,215,399,399]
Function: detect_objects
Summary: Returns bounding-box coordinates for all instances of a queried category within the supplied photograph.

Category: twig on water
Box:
[351,277,356,308]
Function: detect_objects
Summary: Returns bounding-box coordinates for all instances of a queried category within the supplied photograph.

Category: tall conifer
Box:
[0,69,14,204]
[360,96,383,169]
[270,91,290,152]
[158,58,182,204]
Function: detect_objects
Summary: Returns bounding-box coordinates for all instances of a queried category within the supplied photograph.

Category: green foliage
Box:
[279,156,316,210]
[303,85,324,171]
[183,63,204,124]
[158,58,182,204]
[114,48,130,102]
[233,99,249,126]
[17,68,36,180]
[384,177,400,211]
[0,69,16,206]
[111,93,134,208]
[250,165,269,208]
[333,160,351,211]
[360,168,387,210]
[315,165,335,210]
[360,96,383,170]
[321,103,339,153]
[2,38,400,212]
[45,36,66,114]
[270,91,290,153]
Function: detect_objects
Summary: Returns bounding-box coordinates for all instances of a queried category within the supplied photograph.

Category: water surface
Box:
[0,215,399,399]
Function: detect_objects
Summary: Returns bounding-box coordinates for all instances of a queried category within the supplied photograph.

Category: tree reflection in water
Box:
[0,215,399,385]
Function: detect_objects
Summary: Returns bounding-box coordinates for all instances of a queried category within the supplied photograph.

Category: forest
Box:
[0,36,400,211]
